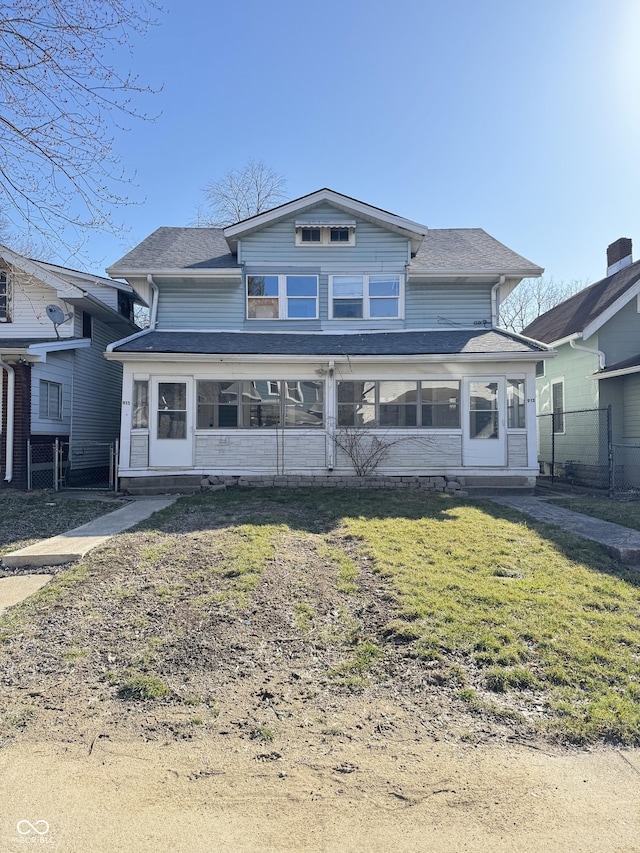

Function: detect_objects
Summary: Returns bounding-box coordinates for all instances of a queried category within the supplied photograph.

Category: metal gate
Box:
[27,439,119,491]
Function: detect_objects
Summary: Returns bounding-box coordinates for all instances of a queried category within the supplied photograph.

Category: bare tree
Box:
[333,426,433,476]
[199,160,287,227]
[0,0,161,249]
[499,277,586,333]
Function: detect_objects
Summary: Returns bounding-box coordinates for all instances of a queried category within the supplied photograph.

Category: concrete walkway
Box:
[491,496,640,566]
[1,496,177,569]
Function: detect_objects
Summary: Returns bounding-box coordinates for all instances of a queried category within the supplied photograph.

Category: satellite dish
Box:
[46,304,66,324]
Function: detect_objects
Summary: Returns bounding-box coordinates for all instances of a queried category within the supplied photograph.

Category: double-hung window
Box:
[507,379,526,429]
[0,270,11,322]
[39,380,62,420]
[247,275,318,320]
[552,381,564,433]
[337,380,460,428]
[330,275,402,319]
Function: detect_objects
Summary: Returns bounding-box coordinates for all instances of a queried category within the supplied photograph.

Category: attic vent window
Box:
[295,222,356,247]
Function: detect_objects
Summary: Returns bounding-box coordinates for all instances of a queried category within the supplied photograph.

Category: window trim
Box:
[39,379,63,420]
[0,269,12,323]
[295,224,356,247]
[246,274,319,321]
[329,274,404,320]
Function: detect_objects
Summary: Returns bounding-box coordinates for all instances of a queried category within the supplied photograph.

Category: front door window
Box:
[469,381,499,440]
[157,382,187,439]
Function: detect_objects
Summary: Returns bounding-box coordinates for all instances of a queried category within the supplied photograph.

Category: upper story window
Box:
[329,275,403,320]
[295,223,356,247]
[247,275,318,320]
[0,269,12,322]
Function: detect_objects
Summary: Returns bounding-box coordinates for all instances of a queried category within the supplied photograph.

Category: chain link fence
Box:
[537,407,612,490]
[27,439,118,491]
[611,444,640,495]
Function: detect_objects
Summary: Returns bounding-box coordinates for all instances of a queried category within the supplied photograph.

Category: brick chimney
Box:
[607,237,633,276]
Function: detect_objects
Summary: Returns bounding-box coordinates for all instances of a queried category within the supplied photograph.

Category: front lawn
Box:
[549,495,640,532]
[1,488,639,747]
[0,494,123,556]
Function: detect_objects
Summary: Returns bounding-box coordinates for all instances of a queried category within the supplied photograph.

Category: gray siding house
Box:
[0,246,140,488]
[105,189,549,492]
[523,238,640,486]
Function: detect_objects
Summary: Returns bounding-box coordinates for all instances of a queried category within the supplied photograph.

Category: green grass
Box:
[549,496,640,532]
[328,494,640,744]
[117,673,171,701]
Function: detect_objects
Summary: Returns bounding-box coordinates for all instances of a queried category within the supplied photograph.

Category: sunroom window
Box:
[247,275,318,320]
[197,380,324,428]
[337,380,460,428]
[330,275,402,320]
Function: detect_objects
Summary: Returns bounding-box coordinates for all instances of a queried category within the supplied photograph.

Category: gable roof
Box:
[223,188,429,253]
[522,260,640,343]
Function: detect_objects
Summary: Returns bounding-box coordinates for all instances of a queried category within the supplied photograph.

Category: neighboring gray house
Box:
[105,188,550,492]
[0,246,140,488]
[523,238,640,486]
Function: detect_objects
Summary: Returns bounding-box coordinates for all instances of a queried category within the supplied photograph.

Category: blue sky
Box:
[79,0,640,285]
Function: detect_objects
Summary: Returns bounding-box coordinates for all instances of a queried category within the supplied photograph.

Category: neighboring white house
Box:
[0,246,141,488]
[105,188,551,493]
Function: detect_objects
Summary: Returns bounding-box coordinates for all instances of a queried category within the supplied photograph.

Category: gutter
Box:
[0,358,15,481]
[569,335,605,370]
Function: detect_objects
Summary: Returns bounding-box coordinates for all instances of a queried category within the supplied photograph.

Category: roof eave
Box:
[106,267,242,279]
[105,351,547,364]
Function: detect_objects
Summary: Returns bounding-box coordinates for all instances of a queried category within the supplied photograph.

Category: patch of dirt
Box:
[1,494,639,851]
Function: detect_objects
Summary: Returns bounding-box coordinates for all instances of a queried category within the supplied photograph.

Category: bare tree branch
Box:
[198,160,287,227]
[0,0,162,251]
[498,277,586,333]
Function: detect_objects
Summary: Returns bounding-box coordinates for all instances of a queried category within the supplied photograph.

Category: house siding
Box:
[240,205,410,270]
[156,278,244,330]
[30,351,73,435]
[405,281,492,329]
[71,318,122,446]
[2,269,75,339]
[622,374,640,441]
[598,299,640,365]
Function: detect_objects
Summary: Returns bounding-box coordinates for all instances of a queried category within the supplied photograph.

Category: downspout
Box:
[569,336,605,370]
[327,359,335,470]
[0,358,15,482]
[491,276,506,327]
[147,274,159,330]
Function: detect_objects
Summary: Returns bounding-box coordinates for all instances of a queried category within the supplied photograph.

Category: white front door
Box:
[149,378,193,467]
[462,378,506,467]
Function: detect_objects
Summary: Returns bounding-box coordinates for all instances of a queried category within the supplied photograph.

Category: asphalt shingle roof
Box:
[107,226,541,277]
[107,228,239,272]
[114,329,545,356]
[410,229,541,273]
[522,260,640,343]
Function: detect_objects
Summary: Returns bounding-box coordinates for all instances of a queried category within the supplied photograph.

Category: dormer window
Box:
[295,221,356,247]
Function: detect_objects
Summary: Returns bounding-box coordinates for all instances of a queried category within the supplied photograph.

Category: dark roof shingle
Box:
[523,260,640,343]
[114,329,546,357]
